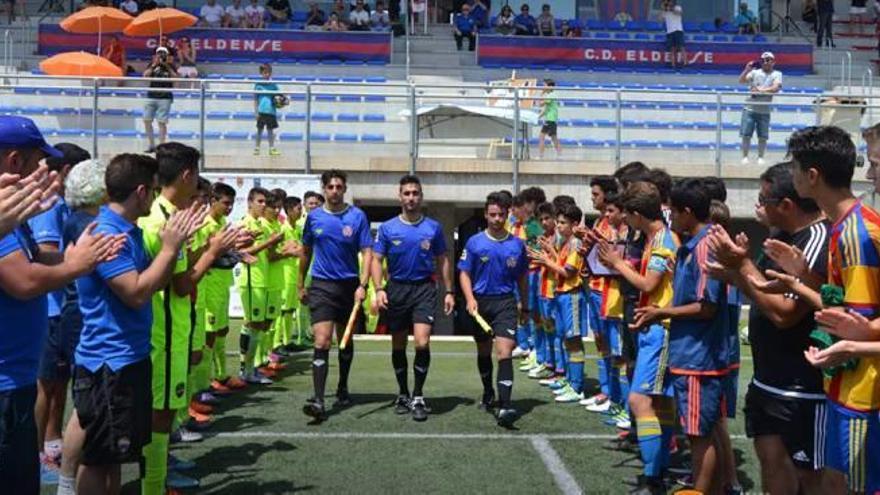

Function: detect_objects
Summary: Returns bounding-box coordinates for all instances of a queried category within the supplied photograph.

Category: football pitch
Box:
[90,324,761,494]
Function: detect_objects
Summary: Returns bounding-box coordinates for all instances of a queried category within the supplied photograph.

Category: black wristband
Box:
[359,283,368,290]
[376,287,386,293]
[445,290,454,295]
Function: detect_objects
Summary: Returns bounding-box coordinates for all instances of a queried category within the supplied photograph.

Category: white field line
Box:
[245,350,752,360]
[530,436,584,495]
[214,431,749,441]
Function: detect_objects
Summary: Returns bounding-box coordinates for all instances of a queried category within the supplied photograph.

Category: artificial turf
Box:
[46,321,761,494]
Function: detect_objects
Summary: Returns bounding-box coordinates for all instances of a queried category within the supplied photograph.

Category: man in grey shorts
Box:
[739,51,782,165]
[142,47,178,153]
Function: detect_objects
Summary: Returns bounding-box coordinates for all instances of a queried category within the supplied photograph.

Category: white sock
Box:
[56,474,75,495]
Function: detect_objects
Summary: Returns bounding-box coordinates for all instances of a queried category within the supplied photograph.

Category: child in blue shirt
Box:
[254,63,281,157]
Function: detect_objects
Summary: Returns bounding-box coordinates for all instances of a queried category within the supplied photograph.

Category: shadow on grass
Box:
[734,447,756,492]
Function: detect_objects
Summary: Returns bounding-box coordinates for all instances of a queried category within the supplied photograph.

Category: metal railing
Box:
[1,74,877,188]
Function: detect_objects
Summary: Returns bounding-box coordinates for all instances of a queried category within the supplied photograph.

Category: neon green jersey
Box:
[264,217,285,291]
[236,213,269,288]
[197,214,233,298]
[281,221,300,288]
[138,195,191,339]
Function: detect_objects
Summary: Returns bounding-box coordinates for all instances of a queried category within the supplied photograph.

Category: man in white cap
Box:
[738,51,782,165]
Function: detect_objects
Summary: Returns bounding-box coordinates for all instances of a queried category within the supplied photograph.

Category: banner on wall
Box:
[38,24,392,63]
[201,173,321,318]
[478,36,814,74]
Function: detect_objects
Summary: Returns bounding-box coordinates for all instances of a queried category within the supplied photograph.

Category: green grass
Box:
[50,322,762,494]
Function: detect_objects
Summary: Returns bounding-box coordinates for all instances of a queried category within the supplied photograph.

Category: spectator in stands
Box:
[470,0,489,28]
[349,0,371,30]
[453,3,477,51]
[266,0,291,23]
[120,0,139,15]
[245,0,265,28]
[142,46,178,153]
[536,4,555,36]
[660,0,686,69]
[199,0,226,28]
[157,35,178,66]
[514,4,536,35]
[225,0,247,27]
[560,19,578,37]
[101,36,134,82]
[738,52,782,165]
[306,2,326,30]
[370,1,390,31]
[176,37,198,81]
[494,4,514,35]
[325,11,347,31]
[537,78,561,158]
[734,2,758,34]
[254,63,281,156]
[817,0,834,47]
[4,0,26,24]
[332,0,349,25]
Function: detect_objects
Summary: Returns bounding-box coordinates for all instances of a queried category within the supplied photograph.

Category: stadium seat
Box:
[362,133,386,142]
[700,22,717,32]
[559,138,578,146]
[683,21,700,31]
[55,128,85,137]
[291,11,308,22]
[315,95,337,102]
[644,21,663,31]
[625,20,644,31]
[613,32,631,40]
[232,111,253,120]
[311,112,333,121]
[279,132,303,141]
[285,112,307,121]
[634,33,650,40]
[202,131,222,140]
[692,34,710,41]
[363,113,386,122]
[593,32,611,39]
[712,34,729,42]
[364,95,387,102]
[653,34,666,41]
[365,76,387,83]
[168,131,196,139]
[586,19,604,30]
[109,129,140,138]
[337,113,360,122]
[334,133,358,142]
[310,132,331,141]
[753,34,767,42]
[46,107,77,116]
[731,35,748,42]
[223,131,250,140]
[207,111,232,120]
[339,95,362,103]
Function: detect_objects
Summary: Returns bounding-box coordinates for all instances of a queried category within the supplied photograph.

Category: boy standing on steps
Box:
[537,78,561,159]
[254,63,281,157]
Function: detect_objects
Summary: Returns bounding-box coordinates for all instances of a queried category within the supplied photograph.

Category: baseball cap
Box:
[0,116,62,158]
[156,46,169,54]
[761,51,775,60]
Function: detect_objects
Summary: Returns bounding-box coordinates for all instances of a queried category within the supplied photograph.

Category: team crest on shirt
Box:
[392,239,402,246]
[342,225,353,237]
[175,382,186,397]
[480,256,490,262]
[506,256,517,268]
[420,239,431,251]
[314,228,324,236]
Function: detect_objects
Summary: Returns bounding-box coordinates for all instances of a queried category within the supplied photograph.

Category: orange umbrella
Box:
[123,8,197,37]
[60,6,133,33]
[40,51,123,77]
[60,6,133,54]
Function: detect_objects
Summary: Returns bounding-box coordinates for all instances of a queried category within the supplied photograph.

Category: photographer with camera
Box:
[659,0,686,69]
[738,52,782,165]
[142,46,178,154]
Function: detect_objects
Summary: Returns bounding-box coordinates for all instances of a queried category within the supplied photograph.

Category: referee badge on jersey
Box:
[420,239,431,251]
[506,256,518,268]
[342,225,353,237]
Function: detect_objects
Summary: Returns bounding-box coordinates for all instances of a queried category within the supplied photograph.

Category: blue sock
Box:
[544,327,556,369]
[534,323,546,365]
[555,333,567,376]
[620,374,631,411]
[637,416,663,477]
[568,349,585,393]
[607,361,621,404]
[597,357,609,396]
[516,320,531,351]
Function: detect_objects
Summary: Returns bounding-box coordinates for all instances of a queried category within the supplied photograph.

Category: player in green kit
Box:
[236,187,283,385]
[256,191,287,375]
[201,182,249,394]
[139,143,243,494]
[277,196,303,352]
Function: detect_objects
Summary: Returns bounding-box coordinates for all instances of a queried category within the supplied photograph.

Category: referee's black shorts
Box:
[308,278,359,326]
[470,294,518,343]
[382,279,437,333]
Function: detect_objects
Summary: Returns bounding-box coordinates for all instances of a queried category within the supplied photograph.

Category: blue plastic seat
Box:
[625,20,644,31]
[215,92,240,100]
[653,34,666,41]
[712,34,729,42]
[207,111,232,119]
[634,33,650,40]
[110,129,140,138]
[365,76,387,83]
[310,132,331,141]
[753,34,767,42]
[232,111,253,120]
[291,11,308,22]
[47,107,77,115]
[700,22,717,32]
[334,133,358,142]
[683,21,700,31]
[613,32,631,40]
[732,35,748,42]
[579,138,605,147]
[223,131,250,140]
[364,95,386,102]
[311,112,333,121]
[315,95,337,102]
[202,131,222,139]
[645,21,663,31]
[560,138,578,146]
[586,19,603,30]
[13,87,37,95]
[176,110,200,119]
[362,133,385,142]
[279,132,303,141]
[168,131,195,139]
[593,32,611,39]
[366,60,387,66]
[363,113,386,122]
[285,112,306,121]
[570,119,591,127]
[339,95,362,103]
[321,59,343,65]
[692,34,709,41]
[605,20,624,31]
[337,113,360,122]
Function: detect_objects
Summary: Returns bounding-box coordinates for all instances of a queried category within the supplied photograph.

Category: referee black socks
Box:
[413,347,430,397]
[477,354,494,395]
[312,348,330,401]
[392,349,409,396]
[338,341,354,391]
[497,358,514,409]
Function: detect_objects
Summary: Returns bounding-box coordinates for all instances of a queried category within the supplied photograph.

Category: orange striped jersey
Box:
[639,226,679,316]
[555,236,585,293]
[588,216,615,292]
[538,263,557,298]
[826,200,880,411]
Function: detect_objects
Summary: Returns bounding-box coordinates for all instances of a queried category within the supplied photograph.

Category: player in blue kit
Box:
[459,192,529,427]
[635,178,730,494]
[371,175,454,422]
[299,169,373,421]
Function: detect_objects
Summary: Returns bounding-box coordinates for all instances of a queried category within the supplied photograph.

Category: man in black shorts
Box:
[705,162,830,494]
[298,170,372,421]
[459,192,529,427]
[371,175,454,422]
